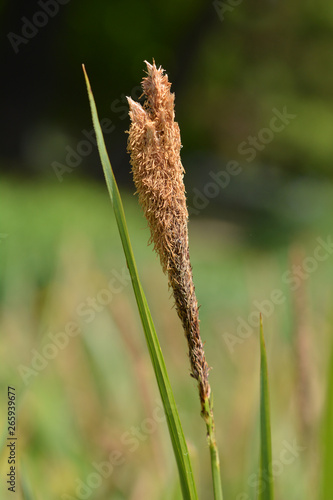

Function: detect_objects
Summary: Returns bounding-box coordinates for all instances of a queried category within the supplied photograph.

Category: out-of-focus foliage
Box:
[0,179,333,499]
[1,0,333,180]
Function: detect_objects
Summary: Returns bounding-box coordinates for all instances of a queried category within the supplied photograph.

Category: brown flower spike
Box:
[127,61,211,414]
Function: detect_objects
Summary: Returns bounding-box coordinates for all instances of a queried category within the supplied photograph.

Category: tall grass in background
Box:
[321,326,333,500]
[83,62,275,500]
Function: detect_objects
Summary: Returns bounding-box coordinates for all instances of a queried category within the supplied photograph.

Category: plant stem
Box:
[203,396,223,500]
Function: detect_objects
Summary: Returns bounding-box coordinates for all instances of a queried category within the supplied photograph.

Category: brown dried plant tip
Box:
[127,61,211,414]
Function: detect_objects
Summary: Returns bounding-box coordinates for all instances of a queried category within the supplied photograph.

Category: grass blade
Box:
[21,466,34,500]
[82,65,198,500]
[258,314,274,500]
[320,332,333,500]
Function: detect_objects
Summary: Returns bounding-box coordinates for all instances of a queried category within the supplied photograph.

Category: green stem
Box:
[203,396,223,500]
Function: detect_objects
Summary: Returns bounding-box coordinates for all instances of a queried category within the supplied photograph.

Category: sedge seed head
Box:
[127,61,188,273]
[127,61,211,409]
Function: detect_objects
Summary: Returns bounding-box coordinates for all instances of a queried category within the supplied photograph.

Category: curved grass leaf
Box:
[258,315,274,500]
[82,65,198,500]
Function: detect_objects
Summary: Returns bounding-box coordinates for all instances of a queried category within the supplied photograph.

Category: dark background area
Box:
[2,1,333,182]
[1,0,219,182]
[2,0,333,247]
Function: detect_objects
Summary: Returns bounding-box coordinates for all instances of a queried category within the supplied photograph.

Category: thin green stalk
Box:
[203,397,223,500]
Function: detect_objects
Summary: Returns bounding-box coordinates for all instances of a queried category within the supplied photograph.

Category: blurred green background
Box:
[1,0,333,499]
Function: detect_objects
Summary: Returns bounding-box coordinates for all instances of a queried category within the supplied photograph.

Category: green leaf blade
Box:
[20,466,34,500]
[258,314,274,500]
[320,332,333,500]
